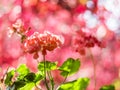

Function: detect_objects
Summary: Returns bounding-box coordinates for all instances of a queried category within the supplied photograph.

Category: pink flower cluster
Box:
[8,19,26,36]
[22,31,64,58]
[73,30,105,55]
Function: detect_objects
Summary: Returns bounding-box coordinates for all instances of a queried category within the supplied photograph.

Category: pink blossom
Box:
[73,30,105,55]
[23,31,64,58]
[8,19,29,37]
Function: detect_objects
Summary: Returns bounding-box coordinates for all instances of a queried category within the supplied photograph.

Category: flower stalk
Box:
[47,71,54,90]
[43,55,50,90]
[89,49,96,90]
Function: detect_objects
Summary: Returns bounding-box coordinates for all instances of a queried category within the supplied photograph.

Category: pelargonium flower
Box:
[22,32,40,53]
[73,30,105,55]
[8,19,25,35]
[23,31,64,59]
[8,19,30,38]
[8,19,31,42]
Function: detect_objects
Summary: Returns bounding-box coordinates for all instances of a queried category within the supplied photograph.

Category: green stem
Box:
[35,83,42,90]
[47,71,54,90]
[89,49,96,90]
[62,60,74,84]
[43,55,50,90]
[2,67,10,83]
[62,74,68,84]
[50,72,54,90]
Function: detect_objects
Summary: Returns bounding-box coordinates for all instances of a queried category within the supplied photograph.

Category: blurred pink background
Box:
[0,0,120,90]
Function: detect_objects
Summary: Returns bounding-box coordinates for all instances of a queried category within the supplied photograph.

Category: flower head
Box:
[8,19,31,42]
[73,30,105,55]
[38,31,64,54]
[23,32,40,54]
[23,31,64,58]
[8,19,26,36]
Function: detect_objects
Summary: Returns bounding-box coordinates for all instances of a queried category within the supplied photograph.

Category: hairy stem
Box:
[89,49,96,90]
[35,83,42,90]
[43,55,50,90]
[62,74,68,84]
[47,71,54,90]
[1,67,10,83]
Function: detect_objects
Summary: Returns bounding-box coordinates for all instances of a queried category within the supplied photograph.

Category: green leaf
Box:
[24,72,35,82]
[13,80,26,89]
[16,64,29,75]
[16,64,30,80]
[5,70,15,85]
[100,85,115,90]
[59,58,80,77]
[19,82,35,90]
[34,71,44,83]
[57,78,89,90]
[38,61,57,72]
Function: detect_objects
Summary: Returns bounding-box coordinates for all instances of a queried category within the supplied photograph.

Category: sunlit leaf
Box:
[38,61,57,71]
[5,70,15,85]
[34,71,44,83]
[16,64,30,80]
[16,64,29,75]
[59,58,80,77]
[19,82,35,90]
[100,85,115,90]
[57,78,89,90]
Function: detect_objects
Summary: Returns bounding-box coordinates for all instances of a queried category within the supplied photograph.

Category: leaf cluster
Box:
[4,58,114,90]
